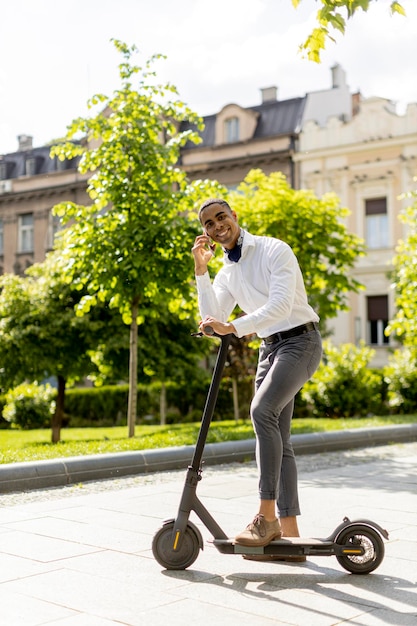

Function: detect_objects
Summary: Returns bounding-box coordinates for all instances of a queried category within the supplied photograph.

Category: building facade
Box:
[296,95,417,366]
[0,136,88,274]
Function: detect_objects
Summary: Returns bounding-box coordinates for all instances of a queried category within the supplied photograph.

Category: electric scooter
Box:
[152,330,388,573]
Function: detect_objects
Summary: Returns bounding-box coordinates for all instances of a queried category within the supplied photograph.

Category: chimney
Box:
[261,86,278,103]
[331,64,346,89]
[18,134,33,151]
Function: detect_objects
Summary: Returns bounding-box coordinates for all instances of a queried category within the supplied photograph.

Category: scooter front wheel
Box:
[336,524,385,574]
[152,520,201,570]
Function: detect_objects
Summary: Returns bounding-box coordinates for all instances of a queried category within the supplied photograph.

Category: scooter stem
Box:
[171,333,233,549]
[190,333,232,471]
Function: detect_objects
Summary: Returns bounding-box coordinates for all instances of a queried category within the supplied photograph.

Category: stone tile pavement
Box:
[0,441,416,625]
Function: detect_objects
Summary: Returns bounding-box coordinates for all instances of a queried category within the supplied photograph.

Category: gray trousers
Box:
[251,328,322,517]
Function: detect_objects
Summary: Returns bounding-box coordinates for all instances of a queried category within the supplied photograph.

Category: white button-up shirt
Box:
[196,230,319,339]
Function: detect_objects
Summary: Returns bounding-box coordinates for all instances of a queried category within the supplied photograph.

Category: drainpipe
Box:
[289,135,297,189]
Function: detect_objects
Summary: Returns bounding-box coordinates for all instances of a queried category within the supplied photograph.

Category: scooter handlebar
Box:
[190,325,217,338]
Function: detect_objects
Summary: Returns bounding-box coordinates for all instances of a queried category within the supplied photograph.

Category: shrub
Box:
[3,382,56,429]
[62,376,255,426]
[63,382,199,427]
[64,385,130,427]
[384,347,417,414]
[302,341,386,418]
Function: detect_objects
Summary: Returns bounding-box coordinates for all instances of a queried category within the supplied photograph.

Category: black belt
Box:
[263,322,319,344]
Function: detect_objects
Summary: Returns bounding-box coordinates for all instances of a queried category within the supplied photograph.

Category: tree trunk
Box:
[127,299,139,438]
[232,377,239,421]
[51,374,66,443]
[160,382,167,425]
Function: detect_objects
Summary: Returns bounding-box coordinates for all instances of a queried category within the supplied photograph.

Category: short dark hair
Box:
[198,198,232,221]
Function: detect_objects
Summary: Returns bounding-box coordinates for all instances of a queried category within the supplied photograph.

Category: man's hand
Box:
[192,234,215,275]
[199,317,236,336]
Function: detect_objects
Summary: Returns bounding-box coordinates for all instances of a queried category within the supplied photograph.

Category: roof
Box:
[0,145,78,180]
[181,96,306,150]
[251,97,306,138]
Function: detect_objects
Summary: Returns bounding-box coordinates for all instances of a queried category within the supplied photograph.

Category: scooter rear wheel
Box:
[336,524,384,574]
[152,521,200,570]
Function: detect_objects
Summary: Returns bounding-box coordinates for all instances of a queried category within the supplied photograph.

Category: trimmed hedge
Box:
[62,376,255,427]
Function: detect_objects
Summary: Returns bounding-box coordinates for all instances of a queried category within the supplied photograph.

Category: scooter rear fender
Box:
[327,517,389,542]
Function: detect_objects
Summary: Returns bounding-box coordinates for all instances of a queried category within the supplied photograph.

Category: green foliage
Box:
[302,340,386,417]
[0,373,304,430]
[386,198,417,347]
[0,248,134,441]
[292,0,406,62]
[0,397,7,429]
[229,170,365,327]
[3,383,56,430]
[384,347,417,414]
[0,252,115,391]
[63,385,128,427]
[84,306,210,388]
[134,313,210,385]
[60,374,254,427]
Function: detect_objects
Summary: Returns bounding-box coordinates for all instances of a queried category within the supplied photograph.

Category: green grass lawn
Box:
[0,414,416,465]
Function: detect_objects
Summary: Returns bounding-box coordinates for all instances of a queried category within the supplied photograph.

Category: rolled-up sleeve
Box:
[196,272,236,323]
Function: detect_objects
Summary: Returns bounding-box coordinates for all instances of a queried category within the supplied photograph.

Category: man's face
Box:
[200,203,240,250]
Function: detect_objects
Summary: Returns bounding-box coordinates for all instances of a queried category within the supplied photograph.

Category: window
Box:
[225,117,239,143]
[25,157,38,176]
[46,211,62,249]
[18,213,34,253]
[0,162,13,182]
[0,162,7,180]
[367,295,389,345]
[365,197,389,249]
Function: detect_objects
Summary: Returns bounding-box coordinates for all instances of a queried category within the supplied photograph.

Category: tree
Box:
[228,169,365,326]
[51,40,223,437]
[386,196,417,347]
[0,250,117,442]
[293,0,406,61]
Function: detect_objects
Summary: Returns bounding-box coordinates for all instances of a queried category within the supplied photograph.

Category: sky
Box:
[1,0,417,155]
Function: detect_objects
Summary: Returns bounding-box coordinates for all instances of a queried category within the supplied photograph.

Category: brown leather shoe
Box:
[235,514,282,547]
[243,554,307,563]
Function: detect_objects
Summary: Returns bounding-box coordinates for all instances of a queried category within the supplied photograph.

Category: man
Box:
[192,198,322,555]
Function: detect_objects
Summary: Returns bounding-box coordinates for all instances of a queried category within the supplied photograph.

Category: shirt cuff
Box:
[231,315,256,338]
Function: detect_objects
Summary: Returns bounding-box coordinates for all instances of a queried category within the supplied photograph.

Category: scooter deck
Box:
[212,537,344,557]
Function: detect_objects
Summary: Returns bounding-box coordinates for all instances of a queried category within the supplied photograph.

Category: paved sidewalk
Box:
[0,442,416,625]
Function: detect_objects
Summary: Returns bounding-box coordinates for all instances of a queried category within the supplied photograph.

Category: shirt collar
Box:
[223,229,254,264]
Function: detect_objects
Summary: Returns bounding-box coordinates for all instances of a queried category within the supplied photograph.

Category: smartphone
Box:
[204,230,216,254]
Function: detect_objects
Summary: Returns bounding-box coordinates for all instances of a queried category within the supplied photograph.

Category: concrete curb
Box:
[1,423,417,494]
